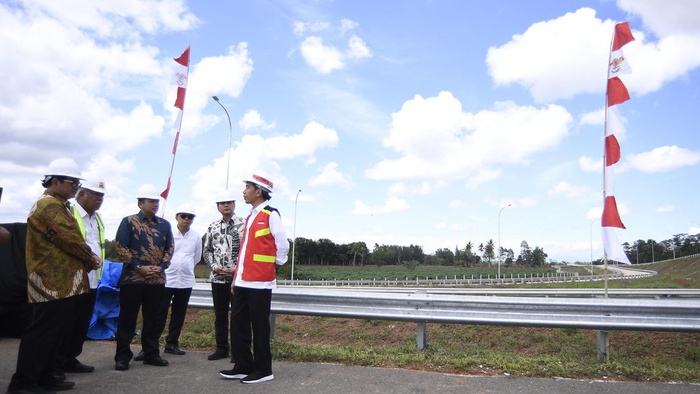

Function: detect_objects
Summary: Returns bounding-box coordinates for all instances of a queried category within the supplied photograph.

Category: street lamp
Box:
[590,218,598,278]
[497,204,512,279]
[212,95,233,190]
[291,189,302,281]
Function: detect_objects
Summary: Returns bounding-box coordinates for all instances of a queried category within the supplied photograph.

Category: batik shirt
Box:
[26,191,95,302]
[203,215,244,284]
[115,212,174,286]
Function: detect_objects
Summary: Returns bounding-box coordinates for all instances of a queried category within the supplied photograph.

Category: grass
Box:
[176,258,700,382]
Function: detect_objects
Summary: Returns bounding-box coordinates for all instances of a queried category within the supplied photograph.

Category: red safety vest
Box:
[239,206,278,282]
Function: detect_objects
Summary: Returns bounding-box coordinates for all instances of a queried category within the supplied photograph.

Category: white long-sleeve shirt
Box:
[165,226,202,289]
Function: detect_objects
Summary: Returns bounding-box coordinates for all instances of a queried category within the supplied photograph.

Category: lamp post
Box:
[497,204,512,279]
[291,189,301,281]
[212,96,233,190]
[590,218,597,278]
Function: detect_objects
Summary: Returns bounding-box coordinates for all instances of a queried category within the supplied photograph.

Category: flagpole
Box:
[601,30,616,299]
[160,45,191,217]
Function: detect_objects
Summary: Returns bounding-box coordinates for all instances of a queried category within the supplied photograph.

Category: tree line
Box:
[622,233,700,264]
[103,231,699,268]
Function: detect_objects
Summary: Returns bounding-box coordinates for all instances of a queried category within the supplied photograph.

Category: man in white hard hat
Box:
[160,203,202,356]
[202,190,244,361]
[55,179,107,375]
[220,174,289,384]
[7,158,102,394]
[113,184,174,371]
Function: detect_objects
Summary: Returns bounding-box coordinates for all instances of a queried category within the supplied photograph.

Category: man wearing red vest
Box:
[220,174,289,384]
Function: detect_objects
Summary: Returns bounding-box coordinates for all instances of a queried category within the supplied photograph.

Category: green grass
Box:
[174,257,700,382]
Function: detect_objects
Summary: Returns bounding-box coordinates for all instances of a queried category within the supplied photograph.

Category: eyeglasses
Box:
[179,214,195,220]
[59,179,81,188]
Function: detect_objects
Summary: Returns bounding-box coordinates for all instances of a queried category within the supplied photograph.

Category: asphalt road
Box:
[1,338,698,393]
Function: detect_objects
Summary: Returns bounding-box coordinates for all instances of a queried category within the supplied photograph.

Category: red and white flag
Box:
[162,45,191,200]
[602,23,634,264]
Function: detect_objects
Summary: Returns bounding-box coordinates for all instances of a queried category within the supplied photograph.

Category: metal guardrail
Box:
[188,285,700,351]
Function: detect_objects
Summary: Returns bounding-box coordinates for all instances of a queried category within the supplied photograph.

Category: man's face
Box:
[175,213,194,230]
[217,201,234,216]
[242,183,259,204]
[138,199,159,217]
[55,177,81,200]
[78,190,104,213]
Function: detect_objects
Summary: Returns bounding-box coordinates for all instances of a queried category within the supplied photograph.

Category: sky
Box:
[1,0,699,263]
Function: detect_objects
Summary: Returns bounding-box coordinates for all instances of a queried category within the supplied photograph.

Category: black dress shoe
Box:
[39,380,75,391]
[207,349,228,360]
[164,345,186,355]
[133,350,145,361]
[7,384,55,393]
[52,371,66,382]
[115,361,129,371]
[143,356,169,366]
[63,360,95,373]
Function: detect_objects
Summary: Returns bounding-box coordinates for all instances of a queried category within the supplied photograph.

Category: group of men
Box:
[7,158,289,393]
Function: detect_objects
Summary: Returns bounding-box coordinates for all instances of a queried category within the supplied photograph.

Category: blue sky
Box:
[1,0,699,263]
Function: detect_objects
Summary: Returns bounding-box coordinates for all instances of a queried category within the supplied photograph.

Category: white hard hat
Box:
[243,173,273,193]
[135,184,161,200]
[215,190,238,203]
[82,179,106,194]
[45,158,82,179]
[176,203,196,216]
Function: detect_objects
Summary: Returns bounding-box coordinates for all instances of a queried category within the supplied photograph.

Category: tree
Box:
[483,239,495,263]
[434,248,454,266]
[348,242,369,267]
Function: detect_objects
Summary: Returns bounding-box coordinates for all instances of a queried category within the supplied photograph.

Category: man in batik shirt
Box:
[113,185,174,371]
[202,191,244,361]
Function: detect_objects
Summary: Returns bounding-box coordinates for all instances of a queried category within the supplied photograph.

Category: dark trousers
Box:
[162,287,192,347]
[9,296,76,390]
[114,284,166,363]
[56,291,96,368]
[211,282,233,352]
[231,286,271,375]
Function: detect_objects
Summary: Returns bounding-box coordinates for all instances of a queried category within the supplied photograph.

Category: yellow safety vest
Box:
[71,205,106,280]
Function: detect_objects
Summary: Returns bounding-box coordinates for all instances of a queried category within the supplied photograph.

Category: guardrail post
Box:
[416,322,427,351]
[597,330,609,362]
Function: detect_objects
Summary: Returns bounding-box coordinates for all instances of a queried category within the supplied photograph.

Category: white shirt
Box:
[165,226,202,289]
[74,202,101,289]
[234,202,289,290]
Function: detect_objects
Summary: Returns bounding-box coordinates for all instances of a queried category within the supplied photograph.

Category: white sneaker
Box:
[241,371,274,384]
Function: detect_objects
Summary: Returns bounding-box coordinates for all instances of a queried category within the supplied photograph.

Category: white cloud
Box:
[347,35,372,59]
[616,0,700,36]
[352,196,410,215]
[486,6,700,102]
[292,21,330,36]
[300,36,344,74]
[579,108,605,126]
[297,19,371,74]
[547,181,591,199]
[366,92,572,185]
[627,146,700,173]
[579,155,602,173]
[309,162,352,187]
[238,109,276,131]
[653,205,675,213]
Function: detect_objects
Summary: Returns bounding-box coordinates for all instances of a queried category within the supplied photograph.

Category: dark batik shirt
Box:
[115,212,174,285]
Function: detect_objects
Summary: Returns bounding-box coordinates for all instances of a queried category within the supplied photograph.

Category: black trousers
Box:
[56,291,96,368]
[211,282,233,352]
[114,284,166,363]
[231,286,271,375]
[162,287,192,347]
[9,296,76,390]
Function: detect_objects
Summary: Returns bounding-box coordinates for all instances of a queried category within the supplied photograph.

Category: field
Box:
[183,258,700,382]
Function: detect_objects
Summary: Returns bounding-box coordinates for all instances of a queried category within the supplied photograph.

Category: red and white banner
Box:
[602,23,634,264]
[161,45,190,200]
